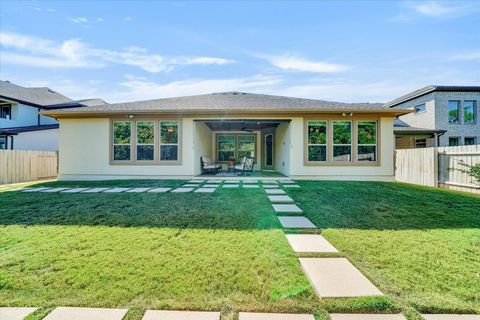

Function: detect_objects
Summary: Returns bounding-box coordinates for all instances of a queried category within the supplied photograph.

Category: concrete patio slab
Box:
[286,234,338,253]
[284,185,300,188]
[142,310,221,320]
[268,195,294,203]
[0,307,38,320]
[421,315,480,320]
[104,188,132,193]
[243,185,260,188]
[43,307,128,320]
[222,184,239,188]
[41,187,70,193]
[195,188,216,193]
[61,187,91,193]
[278,216,316,228]
[22,187,51,192]
[265,189,286,195]
[171,188,194,193]
[126,187,151,193]
[239,312,314,320]
[330,315,407,320]
[299,258,383,297]
[81,188,111,193]
[272,204,303,213]
[148,188,172,193]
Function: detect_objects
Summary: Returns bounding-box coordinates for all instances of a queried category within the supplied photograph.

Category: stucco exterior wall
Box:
[0,102,41,128]
[193,121,213,175]
[13,129,59,151]
[275,123,291,176]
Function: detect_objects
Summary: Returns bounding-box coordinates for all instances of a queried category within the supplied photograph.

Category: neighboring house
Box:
[385,86,480,149]
[0,80,104,151]
[41,92,409,181]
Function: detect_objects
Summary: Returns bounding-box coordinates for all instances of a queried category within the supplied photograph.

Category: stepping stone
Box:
[268,195,294,203]
[224,180,240,183]
[203,184,219,188]
[43,307,128,320]
[222,184,239,188]
[421,315,480,320]
[330,315,407,320]
[243,185,260,188]
[207,180,222,183]
[243,180,258,183]
[299,258,383,297]
[239,312,314,320]
[171,188,194,193]
[195,188,216,193]
[263,185,279,188]
[279,180,295,184]
[278,216,316,228]
[284,185,301,188]
[148,188,172,193]
[126,187,151,193]
[142,310,221,320]
[272,204,302,213]
[265,189,286,195]
[182,184,199,187]
[22,187,51,192]
[81,188,111,193]
[189,180,205,183]
[61,187,91,193]
[41,187,70,193]
[0,307,38,320]
[103,187,132,193]
[286,234,339,253]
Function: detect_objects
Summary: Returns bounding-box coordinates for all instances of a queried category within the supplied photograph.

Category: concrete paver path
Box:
[0,307,37,320]
[81,188,111,193]
[278,216,316,228]
[41,187,70,192]
[330,315,407,320]
[243,185,260,188]
[43,307,128,320]
[61,188,91,193]
[239,312,314,320]
[268,195,294,203]
[22,187,51,192]
[142,310,220,320]
[222,184,239,188]
[104,188,132,193]
[272,204,303,213]
[284,185,300,188]
[171,188,194,193]
[265,189,286,195]
[195,188,216,193]
[421,315,480,320]
[286,234,339,253]
[126,187,151,193]
[299,258,383,297]
[148,188,172,193]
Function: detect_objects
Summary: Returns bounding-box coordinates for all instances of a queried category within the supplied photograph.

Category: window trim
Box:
[448,100,461,124]
[0,105,12,119]
[135,121,156,162]
[448,136,460,147]
[112,120,133,162]
[414,104,426,114]
[332,120,353,162]
[464,137,476,146]
[463,100,476,125]
[159,120,180,163]
[215,133,257,163]
[306,120,328,163]
[357,120,378,162]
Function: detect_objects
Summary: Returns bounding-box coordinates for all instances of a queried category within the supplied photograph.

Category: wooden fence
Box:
[395,145,480,194]
[0,150,58,185]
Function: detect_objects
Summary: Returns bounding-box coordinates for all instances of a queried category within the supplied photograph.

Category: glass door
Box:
[262,133,274,170]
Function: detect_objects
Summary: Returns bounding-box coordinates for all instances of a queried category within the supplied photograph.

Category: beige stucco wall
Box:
[275,123,291,176]
[193,121,213,175]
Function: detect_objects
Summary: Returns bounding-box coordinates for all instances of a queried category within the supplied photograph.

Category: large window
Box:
[307,121,327,162]
[448,101,460,124]
[357,121,377,161]
[464,101,476,124]
[136,121,154,161]
[113,121,132,161]
[0,105,11,119]
[333,121,352,162]
[160,121,179,161]
[216,134,255,162]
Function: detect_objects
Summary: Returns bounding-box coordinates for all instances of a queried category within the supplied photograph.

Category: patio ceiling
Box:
[199,119,290,131]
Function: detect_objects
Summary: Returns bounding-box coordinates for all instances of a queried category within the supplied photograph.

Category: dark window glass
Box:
[448,101,460,124]
[0,105,12,119]
[113,145,131,161]
[464,101,476,124]
[137,145,154,160]
[160,145,178,161]
[464,137,476,145]
[307,121,327,162]
[308,145,327,161]
[358,146,376,161]
[265,134,273,166]
[0,136,6,149]
[415,104,426,113]
[333,146,352,161]
[136,121,154,161]
[217,135,235,161]
[160,121,178,161]
[113,121,131,160]
[237,135,255,159]
[333,121,352,161]
[449,137,460,146]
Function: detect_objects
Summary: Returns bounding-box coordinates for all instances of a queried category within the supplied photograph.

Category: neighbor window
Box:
[463,101,476,124]
[216,134,255,161]
[464,137,476,145]
[357,121,377,161]
[113,121,132,161]
[307,121,327,162]
[415,104,426,114]
[160,121,179,161]
[136,121,155,161]
[449,137,460,146]
[0,136,6,149]
[415,138,427,148]
[448,101,460,124]
[333,121,352,162]
[0,105,11,119]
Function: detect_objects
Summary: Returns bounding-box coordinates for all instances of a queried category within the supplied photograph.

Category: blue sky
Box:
[0,0,479,103]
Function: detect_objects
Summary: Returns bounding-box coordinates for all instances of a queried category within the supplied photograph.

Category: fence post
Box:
[433,147,438,188]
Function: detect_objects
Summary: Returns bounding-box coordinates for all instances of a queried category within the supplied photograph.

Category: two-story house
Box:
[386,86,479,148]
[0,80,103,151]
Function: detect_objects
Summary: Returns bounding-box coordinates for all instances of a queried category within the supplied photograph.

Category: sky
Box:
[0,0,479,103]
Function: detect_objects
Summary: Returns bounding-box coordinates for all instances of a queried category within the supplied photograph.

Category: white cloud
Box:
[391,1,480,21]
[69,17,88,24]
[449,49,480,62]
[258,54,349,73]
[412,1,455,16]
[180,57,236,65]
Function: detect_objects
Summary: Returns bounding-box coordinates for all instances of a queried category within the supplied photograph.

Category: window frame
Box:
[332,120,353,162]
[112,120,133,162]
[464,137,476,146]
[448,100,461,124]
[357,121,378,162]
[215,133,257,163]
[463,100,476,125]
[135,121,156,162]
[414,104,426,114]
[448,137,460,147]
[159,121,180,163]
[306,120,328,163]
[0,105,12,119]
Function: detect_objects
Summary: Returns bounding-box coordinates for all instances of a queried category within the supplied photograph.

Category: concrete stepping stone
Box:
[268,195,294,203]
[278,216,316,228]
[279,180,295,184]
[330,315,406,320]
[222,184,239,188]
[81,187,111,193]
[265,189,286,195]
[182,184,200,187]
[22,187,51,192]
[224,180,240,183]
[0,307,38,320]
[188,180,204,183]
[272,204,302,213]
[286,234,338,253]
[104,187,132,193]
[126,187,151,193]
[148,188,172,193]
[299,258,383,297]
[239,312,314,320]
[243,180,258,183]
[203,184,219,188]
[284,185,300,188]
[195,188,216,193]
[142,310,221,320]
[243,185,260,188]
[61,187,91,193]
[43,307,128,320]
[207,180,222,183]
[171,188,194,193]
[41,187,70,192]
[263,185,279,188]
[421,315,480,320]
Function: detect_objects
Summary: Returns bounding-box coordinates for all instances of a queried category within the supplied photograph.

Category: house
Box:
[41,92,409,180]
[386,86,480,149]
[0,80,104,151]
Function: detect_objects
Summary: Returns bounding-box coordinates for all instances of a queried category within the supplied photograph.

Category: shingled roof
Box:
[0,80,72,107]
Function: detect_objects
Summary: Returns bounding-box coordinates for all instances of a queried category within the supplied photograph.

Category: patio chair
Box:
[234,157,255,175]
[200,156,222,174]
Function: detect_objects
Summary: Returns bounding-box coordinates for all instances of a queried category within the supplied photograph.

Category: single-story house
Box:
[41,92,409,181]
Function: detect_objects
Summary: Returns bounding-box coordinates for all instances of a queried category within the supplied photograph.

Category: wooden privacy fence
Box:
[0,150,58,184]
[395,145,480,194]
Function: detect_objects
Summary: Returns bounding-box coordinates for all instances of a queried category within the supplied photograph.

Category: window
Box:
[0,136,6,149]
[357,121,377,161]
[216,134,255,161]
[415,138,427,148]
[160,121,179,161]
[0,105,11,119]
[217,135,235,161]
[333,121,352,162]
[237,135,255,159]
[465,137,476,146]
[136,121,155,161]
[113,121,132,161]
[449,137,460,146]
[448,101,460,124]
[463,101,476,124]
[307,121,327,162]
[415,104,426,114]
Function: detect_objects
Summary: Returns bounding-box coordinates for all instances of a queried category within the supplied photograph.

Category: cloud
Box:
[390,1,480,21]
[0,32,235,72]
[69,17,88,24]
[412,1,455,16]
[258,53,349,73]
[449,49,480,62]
